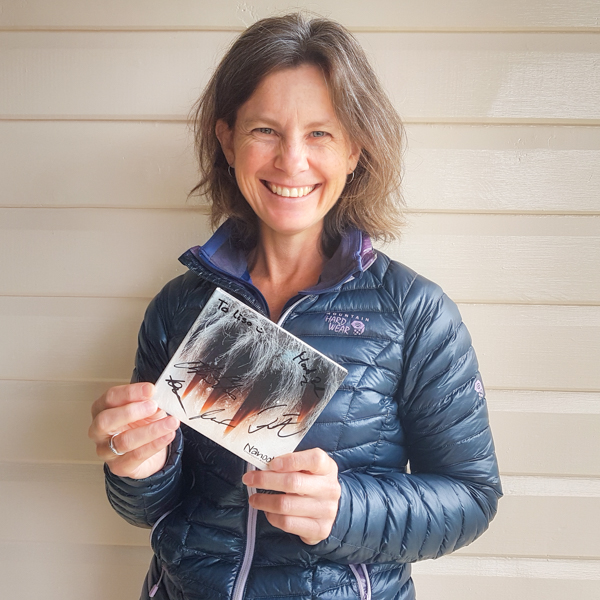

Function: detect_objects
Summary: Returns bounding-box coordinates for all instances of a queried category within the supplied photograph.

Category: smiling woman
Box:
[191,13,405,254]
[215,65,360,243]
[89,12,502,600]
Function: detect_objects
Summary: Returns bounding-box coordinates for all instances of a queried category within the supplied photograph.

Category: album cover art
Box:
[153,288,347,469]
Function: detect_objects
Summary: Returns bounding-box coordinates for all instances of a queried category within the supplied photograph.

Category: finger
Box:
[126,406,170,429]
[263,512,331,545]
[243,470,338,498]
[268,448,336,476]
[249,492,338,520]
[106,432,175,479]
[89,399,160,441]
[91,383,154,418]
[99,415,179,460]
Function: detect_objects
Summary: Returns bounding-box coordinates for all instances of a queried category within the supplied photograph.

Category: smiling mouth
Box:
[263,181,318,198]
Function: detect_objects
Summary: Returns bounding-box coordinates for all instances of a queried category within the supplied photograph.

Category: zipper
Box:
[276,294,314,327]
[232,463,258,600]
[349,564,372,600]
[230,295,314,600]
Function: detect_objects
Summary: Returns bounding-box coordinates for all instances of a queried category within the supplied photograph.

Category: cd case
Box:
[153,288,347,469]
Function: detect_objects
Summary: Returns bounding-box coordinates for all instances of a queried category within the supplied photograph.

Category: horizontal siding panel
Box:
[2,208,598,304]
[0,381,112,463]
[489,411,600,477]
[412,574,600,600]
[0,477,149,545]
[487,389,600,414]
[390,214,600,304]
[501,475,600,498]
[414,555,600,599]
[0,208,211,298]
[0,296,146,381]
[404,125,600,213]
[0,31,232,118]
[0,541,151,600]
[0,461,105,482]
[1,380,599,476]
[413,555,600,580]
[0,121,198,209]
[1,0,597,31]
[2,121,599,213]
[0,298,598,388]
[368,33,600,122]
[459,303,600,391]
[0,31,230,118]
[460,495,600,557]
[1,32,599,121]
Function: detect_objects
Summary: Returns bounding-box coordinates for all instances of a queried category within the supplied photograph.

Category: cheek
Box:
[318,146,352,177]
[240,147,274,172]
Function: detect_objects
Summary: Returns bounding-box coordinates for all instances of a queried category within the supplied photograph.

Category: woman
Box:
[89,13,501,600]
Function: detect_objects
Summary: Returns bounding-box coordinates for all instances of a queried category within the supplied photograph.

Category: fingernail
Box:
[141,383,154,397]
[269,458,282,470]
[242,473,253,485]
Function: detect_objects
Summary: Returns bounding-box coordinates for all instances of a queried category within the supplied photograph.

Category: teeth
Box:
[267,183,315,198]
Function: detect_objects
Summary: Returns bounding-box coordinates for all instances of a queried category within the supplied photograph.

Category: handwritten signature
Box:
[248,406,305,438]
[189,406,304,438]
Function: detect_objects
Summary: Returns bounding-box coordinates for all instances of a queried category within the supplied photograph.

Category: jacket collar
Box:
[180,219,377,294]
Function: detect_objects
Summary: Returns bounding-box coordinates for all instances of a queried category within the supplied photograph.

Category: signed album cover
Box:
[153,288,347,469]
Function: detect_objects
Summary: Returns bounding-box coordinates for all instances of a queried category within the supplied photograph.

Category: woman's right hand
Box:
[89,382,180,480]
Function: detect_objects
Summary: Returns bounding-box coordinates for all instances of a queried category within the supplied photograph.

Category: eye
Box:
[311,131,328,138]
[255,127,274,135]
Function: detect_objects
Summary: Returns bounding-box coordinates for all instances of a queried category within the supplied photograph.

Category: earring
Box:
[228,165,234,178]
[346,171,355,184]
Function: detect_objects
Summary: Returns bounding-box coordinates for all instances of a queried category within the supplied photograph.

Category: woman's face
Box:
[216,64,360,241]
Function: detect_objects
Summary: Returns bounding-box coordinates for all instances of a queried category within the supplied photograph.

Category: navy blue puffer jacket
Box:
[105,223,502,600]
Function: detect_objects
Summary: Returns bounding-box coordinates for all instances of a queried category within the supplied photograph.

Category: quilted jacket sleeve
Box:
[310,277,502,564]
[104,284,186,528]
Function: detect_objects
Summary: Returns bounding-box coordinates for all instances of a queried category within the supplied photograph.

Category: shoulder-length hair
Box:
[190,12,405,252]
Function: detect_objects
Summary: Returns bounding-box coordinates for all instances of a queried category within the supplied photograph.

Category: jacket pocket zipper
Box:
[349,564,371,600]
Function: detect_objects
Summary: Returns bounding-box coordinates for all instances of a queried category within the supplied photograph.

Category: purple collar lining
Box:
[183,219,376,292]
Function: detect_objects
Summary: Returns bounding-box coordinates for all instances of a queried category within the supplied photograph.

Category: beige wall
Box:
[1,1,599,598]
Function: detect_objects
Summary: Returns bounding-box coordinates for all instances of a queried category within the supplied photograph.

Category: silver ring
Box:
[108,433,125,456]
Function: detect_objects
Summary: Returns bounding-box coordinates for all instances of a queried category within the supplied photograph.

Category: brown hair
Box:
[190,12,405,252]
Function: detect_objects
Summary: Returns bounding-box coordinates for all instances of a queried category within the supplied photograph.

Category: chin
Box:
[262,217,323,238]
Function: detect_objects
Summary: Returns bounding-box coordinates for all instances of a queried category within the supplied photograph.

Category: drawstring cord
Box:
[149,566,165,598]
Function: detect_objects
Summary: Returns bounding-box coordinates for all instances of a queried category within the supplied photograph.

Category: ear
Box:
[347,139,361,174]
[215,119,235,166]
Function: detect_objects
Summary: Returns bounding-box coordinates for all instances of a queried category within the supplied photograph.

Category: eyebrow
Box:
[242,117,338,130]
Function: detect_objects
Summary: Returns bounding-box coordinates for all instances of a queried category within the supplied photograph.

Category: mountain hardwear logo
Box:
[324,313,368,335]
[475,379,485,399]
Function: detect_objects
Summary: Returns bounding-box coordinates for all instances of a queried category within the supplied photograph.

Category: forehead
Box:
[236,64,339,125]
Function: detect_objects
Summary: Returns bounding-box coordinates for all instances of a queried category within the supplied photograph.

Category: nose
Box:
[274,137,309,177]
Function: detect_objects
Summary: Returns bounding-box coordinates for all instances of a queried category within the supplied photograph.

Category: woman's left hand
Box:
[242,448,341,545]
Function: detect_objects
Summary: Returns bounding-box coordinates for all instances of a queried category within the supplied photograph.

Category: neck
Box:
[249,225,325,320]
